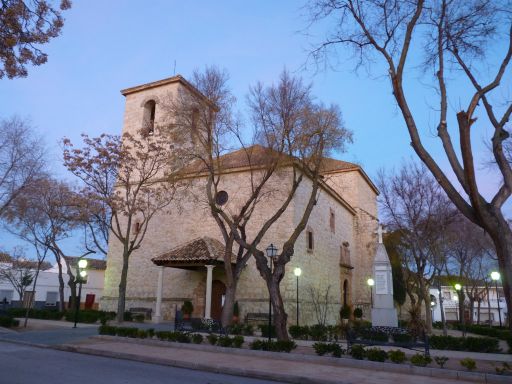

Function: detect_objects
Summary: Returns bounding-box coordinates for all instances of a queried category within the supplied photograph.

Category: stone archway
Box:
[211,280,226,321]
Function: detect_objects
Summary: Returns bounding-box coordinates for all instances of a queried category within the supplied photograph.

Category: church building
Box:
[100,75,380,325]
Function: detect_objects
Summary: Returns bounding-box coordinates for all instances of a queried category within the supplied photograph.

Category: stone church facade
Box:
[100,76,379,325]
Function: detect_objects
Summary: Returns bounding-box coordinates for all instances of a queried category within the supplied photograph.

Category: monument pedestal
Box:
[371,225,398,328]
[371,308,398,327]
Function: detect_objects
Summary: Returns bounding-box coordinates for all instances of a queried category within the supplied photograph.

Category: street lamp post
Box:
[266,244,278,342]
[491,271,502,327]
[73,258,88,328]
[367,278,375,308]
[294,267,302,326]
[454,283,465,336]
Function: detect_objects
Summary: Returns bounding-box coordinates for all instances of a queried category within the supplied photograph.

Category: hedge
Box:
[429,335,500,353]
[7,308,64,320]
[250,339,297,353]
[0,315,19,328]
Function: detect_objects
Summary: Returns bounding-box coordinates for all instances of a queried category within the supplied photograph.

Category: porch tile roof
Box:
[151,237,236,267]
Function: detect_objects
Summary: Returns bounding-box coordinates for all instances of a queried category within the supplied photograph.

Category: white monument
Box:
[371,224,398,327]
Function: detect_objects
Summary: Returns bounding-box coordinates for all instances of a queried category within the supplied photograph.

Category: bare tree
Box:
[168,69,352,338]
[0,0,71,79]
[307,0,512,328]
[378,161,455,331]
[63,132,186,322]
[0,248,34,304]
[307,284,334,326]
[4,177,84,312]
[0,117,45,218]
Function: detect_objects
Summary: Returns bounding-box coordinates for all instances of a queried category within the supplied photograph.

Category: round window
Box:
[215,190,229,206]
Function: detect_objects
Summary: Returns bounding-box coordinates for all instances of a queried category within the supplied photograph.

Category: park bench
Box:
[245,312,271,324]
[346,326,430,356]
[129,307,152,321]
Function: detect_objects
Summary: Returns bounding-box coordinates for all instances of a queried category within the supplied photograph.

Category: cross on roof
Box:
[375,224,387,244]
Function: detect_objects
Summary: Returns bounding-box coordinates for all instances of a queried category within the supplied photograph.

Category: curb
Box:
[83,336,512,384]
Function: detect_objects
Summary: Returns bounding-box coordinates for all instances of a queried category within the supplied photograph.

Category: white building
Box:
[0,256,105,311]
[430,285,507,326]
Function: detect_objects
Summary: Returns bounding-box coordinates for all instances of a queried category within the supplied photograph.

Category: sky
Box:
[0,0,508,257]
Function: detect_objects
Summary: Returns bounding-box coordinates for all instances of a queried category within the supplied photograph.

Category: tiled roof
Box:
[184,144,360,175]
[152,237,236,266]
[64,256,107,270]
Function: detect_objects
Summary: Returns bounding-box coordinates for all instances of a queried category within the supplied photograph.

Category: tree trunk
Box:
[477,300,481,325]
[116,250,130,323]
[438,288,447,336]
[55,257,65,312]
[423,290,432,333]
[488,222,512,329]
[468,299,475,325]
[486,281,492,327]
[267,277,288,341]
[221,280,237,328]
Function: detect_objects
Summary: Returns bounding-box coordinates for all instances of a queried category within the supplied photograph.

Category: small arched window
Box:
[142,100,156,135]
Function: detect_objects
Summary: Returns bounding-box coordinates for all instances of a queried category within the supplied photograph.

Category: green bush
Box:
[191,333,203,344]
[136,329,148,339]
[115,326,138,338]
[434,356,449,368]
[64,309,107,324]
[309,324,328,341]
[156,331,170,340]
[229,323,254,336]
[232,335,244,348]
[123,311,132,322]
[350,344,365,360]
[8,308,64,320]
[456,324,511,341]
[249,339,296,353]
[353,307,363,319]
[388,349,406,364]
[289,325,309,340]
[410,353,432,367]
[0,315,19,328]
[147,328,155,338]
[98,325,117,335]
[207,334,218,345]
[175,332,191,343]
[181,301,193,315]
[313,342,344,357]
[460,358,476,371]
[258,324,276,338]
[495,362,511,375]
[217,335,233,347]
[366,347,388,362]
[429,335,500,353]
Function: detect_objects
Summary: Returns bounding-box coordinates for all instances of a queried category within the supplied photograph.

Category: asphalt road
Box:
[0,341,282,384]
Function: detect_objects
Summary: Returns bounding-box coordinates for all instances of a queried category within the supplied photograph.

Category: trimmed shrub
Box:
[410,353,432,367]
[289,325,309,340]
[353,307,363,319]
[434,356,449,368]
[217,336,233,348]
[313,342,344,357]
[249,339,296,353]
[232,335,244,348]
[229,323,254,336]
[136,329,148,339]
[98,325,117,336]
[460,358,476,371]
[388,349,406,364]
[309,324,328,341]
[0,315,19,328]
[147,328,155,338]
[123,311,132,322]
[392,333,413,344]
[115,326,138,338]
[191,333,203,344]
[258,324,276,338]
[429,335,500,353]
[8,308,64,320]
[350,344,365,360]
[340,304,351,319]
[207,334,218,345]
[366,347,387,362]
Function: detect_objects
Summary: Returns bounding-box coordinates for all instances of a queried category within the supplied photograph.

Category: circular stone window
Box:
[215,190,229,206]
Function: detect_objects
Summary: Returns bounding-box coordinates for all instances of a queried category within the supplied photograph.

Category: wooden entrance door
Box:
[211,280,226,321]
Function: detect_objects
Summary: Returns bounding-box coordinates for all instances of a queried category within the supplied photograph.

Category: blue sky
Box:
[0,0,507,257]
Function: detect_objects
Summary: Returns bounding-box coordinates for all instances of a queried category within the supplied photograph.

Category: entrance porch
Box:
[151,237,235,323]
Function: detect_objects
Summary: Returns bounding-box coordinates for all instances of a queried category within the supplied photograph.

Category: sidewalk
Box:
[56,336,510,384]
